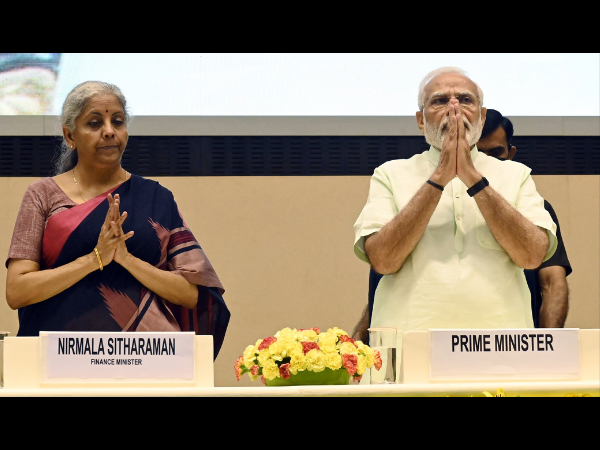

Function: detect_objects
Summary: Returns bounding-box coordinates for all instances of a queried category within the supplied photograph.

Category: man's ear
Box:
[480,107,487,128]
[415,111,425,135]
[509,145,517,160]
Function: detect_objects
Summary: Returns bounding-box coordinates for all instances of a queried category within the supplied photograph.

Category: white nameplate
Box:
[429,329,580,381]
[40,332,195,383]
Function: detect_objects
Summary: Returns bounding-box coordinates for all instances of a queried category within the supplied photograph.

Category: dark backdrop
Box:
[1,135,598,177]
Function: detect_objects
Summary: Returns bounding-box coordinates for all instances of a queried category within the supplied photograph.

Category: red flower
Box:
[234,356,244,381]
[339,335,358,347]
[279,363,291,379]
[301,341,320,355]
[342,353,358,376]
[299,327,320,334]
[258,336,277,351]
[261,375,266,385]
[353,374,363,383]
[250,365,260,376]
[373,350,383,371]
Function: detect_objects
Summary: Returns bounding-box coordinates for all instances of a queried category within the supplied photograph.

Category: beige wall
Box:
[1,175,598,387]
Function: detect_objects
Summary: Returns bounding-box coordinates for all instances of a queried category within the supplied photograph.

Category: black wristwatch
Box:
[467,177,489,197]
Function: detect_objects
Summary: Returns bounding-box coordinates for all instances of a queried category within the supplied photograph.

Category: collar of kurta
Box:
[427,145,480,165]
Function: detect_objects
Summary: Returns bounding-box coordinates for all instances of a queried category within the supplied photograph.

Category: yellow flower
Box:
[299,329,319,342]
[287,340,304,355]
[305,349,326,372]
[356,354,368,375]
[262,360,280,380]
[268,340,291,362]
[257,348,273,367]
[357,343,375,366]
[328,327,348,337]
[483,388,506,397]
[324,352,343,370]
[249,372,261,381]
[338,342,359,356]
[318,334,338,353]
[289,350,307,374]
[243,345,258,368]
[243,344,257,361]
[276,327,298,341]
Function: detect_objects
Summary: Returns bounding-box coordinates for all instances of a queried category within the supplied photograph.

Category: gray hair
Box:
[53,81,130,175]
[417,67,484,111]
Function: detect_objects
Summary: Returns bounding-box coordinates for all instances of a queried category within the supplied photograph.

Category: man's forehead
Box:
[424,72,478,96]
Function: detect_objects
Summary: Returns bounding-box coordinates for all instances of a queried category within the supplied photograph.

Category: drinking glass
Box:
[0,331,9,388]
[368,327,397,384]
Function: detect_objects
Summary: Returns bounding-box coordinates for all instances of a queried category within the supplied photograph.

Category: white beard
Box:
[424,113,483,150]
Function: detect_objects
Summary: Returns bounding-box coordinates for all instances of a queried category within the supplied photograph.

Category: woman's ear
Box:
[63,126,75,149]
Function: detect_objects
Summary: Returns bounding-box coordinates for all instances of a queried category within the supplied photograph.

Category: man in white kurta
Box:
[355,146,556,329]
[353,68,557,362]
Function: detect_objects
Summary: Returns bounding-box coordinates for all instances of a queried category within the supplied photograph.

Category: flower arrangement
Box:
[235,327,383,383]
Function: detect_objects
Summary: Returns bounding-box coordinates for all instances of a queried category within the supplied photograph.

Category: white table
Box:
[1,380,598,397]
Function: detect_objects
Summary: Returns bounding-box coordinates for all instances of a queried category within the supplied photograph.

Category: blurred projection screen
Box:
[1,53,598,116]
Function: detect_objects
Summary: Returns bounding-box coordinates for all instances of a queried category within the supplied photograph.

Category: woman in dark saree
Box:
[6,81,229,358]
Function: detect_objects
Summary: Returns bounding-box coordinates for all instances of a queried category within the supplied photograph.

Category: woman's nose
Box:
[103,122,115,138]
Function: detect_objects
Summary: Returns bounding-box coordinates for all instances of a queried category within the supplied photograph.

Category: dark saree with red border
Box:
[17,175,230,359]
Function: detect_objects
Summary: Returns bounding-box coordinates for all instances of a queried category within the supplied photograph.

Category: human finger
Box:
[111,199,122,223]
[110,214,127,238]
[101,197,117,230]
[116,210,127,226]
[448,103,457,137]
[445,104,458,145]
[110,217,124,236]
[456,107,465,138]
[110,229,134,245]
[121,230,134,241]
[113,196,122,221]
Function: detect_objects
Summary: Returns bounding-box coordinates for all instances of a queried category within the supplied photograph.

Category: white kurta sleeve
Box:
[515,171,557,262]
[353,164,399,263]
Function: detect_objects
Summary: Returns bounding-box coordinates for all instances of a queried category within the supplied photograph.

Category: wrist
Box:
[85,252,101,273]
[430,170,449,187]
[118,251,135,269]
[462,169,482,188]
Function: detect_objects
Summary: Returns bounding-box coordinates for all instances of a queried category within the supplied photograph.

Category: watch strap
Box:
[426,179,444,191]
[467,177,489,197]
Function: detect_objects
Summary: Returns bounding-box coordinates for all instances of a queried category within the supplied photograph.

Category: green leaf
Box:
[275,356,291,368]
